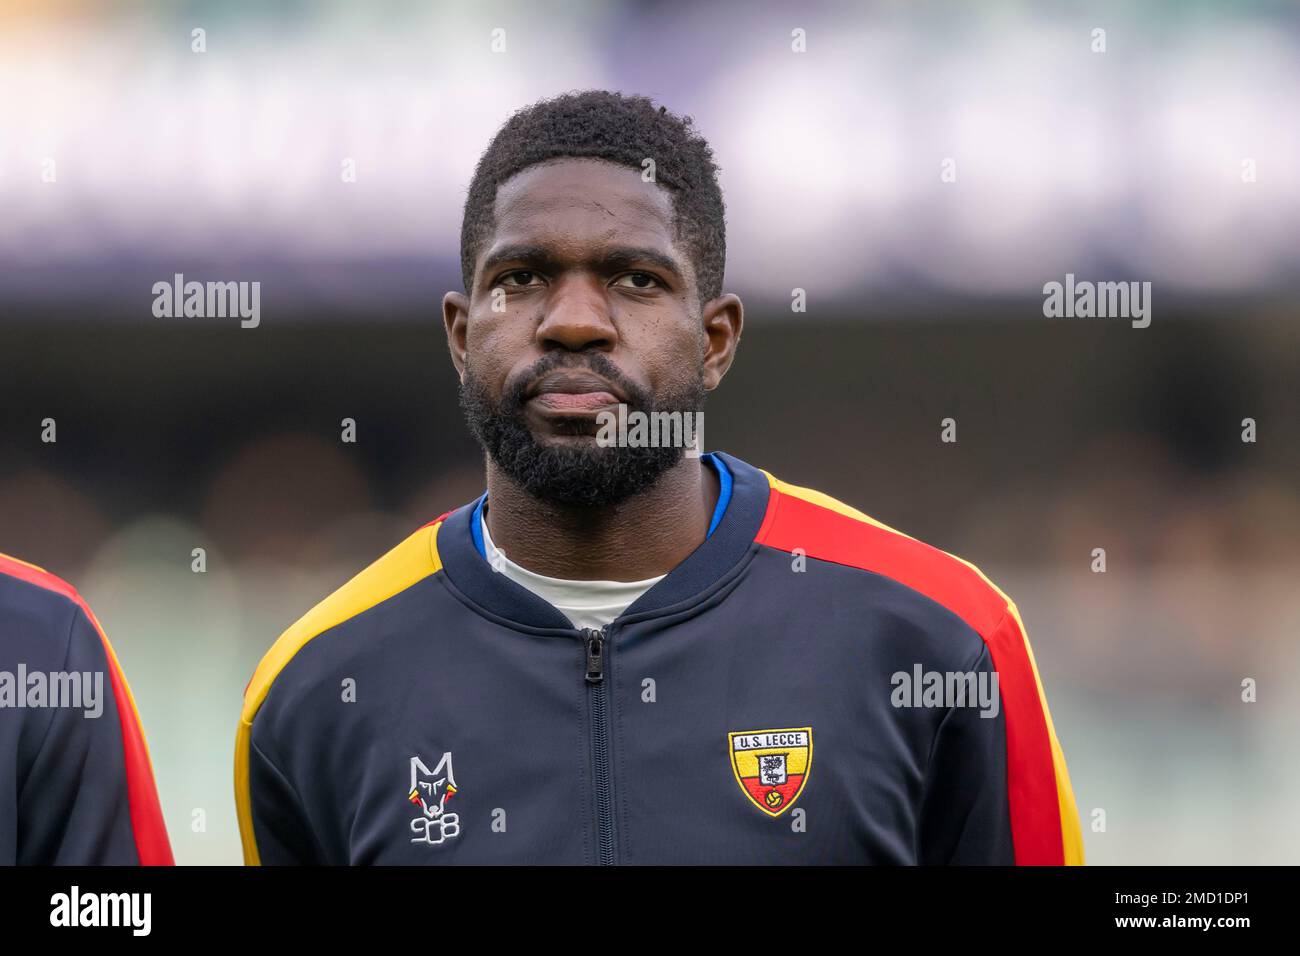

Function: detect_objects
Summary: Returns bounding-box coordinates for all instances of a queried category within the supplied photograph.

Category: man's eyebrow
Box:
[478,244,557,279]
[601,246,685,280]
[478,244,686,284]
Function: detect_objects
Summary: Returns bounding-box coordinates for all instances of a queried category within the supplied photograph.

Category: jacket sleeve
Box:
[919,606,1085,865]
[916,641,1016,864]
[17,603,174,865]
[239,722,323,865]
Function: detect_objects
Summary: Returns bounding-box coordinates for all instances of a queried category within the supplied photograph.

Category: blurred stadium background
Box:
[1,0,1297,864]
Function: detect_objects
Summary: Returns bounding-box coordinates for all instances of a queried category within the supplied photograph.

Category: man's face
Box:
[445,158,736,506]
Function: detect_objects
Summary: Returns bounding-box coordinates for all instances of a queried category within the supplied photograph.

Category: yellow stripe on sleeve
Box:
[234,522,443,865]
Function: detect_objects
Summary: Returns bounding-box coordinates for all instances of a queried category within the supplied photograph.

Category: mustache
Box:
[501,353,649,411]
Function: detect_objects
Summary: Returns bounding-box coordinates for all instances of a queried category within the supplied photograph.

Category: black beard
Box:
[459,352,706,508]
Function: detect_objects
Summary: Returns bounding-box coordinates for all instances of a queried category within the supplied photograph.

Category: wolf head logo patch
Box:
[408,752,461,846]
[728,727,812,817]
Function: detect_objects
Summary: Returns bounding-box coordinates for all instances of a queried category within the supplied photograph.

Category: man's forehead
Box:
[496,158,671,210]
[491,159,677,244]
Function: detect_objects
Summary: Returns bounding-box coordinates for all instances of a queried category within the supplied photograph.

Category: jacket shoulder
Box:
[0,553,93,657]
[239,521,444,727]
[755,472,1013,637]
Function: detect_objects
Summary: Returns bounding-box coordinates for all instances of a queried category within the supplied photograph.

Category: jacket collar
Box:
[434,452,770,631]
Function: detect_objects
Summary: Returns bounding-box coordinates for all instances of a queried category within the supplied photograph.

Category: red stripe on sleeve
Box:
[982,609,1065,864]
[756,489,1066,864]
[0,556,175,865]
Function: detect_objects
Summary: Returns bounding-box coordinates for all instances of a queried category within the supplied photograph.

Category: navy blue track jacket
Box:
[236,453,1082,865]
[1,554,173,865]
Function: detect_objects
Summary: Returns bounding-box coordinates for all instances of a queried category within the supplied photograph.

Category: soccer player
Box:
[236,90,1083,865]
[0,553,173,865]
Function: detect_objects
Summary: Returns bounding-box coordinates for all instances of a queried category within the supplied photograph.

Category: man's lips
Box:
[528,390,620,413]
[525,371,625,415]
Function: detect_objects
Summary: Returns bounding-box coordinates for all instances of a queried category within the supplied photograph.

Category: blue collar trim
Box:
[471,452,732,560]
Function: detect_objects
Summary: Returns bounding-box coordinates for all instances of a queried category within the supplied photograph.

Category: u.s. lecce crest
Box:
[728,727,812,817]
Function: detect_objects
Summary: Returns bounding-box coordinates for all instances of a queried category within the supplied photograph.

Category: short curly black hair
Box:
[459,89,727,305]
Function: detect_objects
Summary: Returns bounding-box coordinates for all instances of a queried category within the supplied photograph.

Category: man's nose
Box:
[535,275,617,351]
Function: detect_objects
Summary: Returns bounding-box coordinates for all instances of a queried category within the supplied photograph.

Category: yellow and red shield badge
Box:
[728,727,812,817]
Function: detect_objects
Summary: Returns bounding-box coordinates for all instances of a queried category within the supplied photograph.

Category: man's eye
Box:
[499,271,540,287]
[613,272,660,290]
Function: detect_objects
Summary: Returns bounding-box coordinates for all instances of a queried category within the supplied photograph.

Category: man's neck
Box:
[483,456,719,581]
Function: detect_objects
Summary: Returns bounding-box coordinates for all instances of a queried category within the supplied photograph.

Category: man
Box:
[235,90,1083,865]
[0,553,173,865]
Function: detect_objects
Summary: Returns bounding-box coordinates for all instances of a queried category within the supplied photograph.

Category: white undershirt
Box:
[480,509,665,631]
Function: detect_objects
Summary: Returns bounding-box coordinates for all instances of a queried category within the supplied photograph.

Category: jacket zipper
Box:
[583,627,616,865]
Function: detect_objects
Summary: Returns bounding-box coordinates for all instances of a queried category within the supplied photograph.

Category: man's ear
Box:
[701,292,743,391]
[443,290,470,382]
